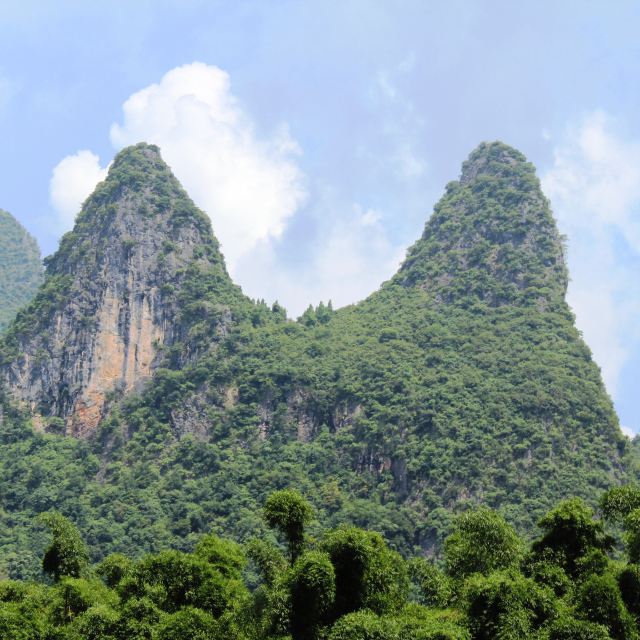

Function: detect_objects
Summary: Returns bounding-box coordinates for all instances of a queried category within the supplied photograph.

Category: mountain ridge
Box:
[1,143,248,436]
[0,139,628,577]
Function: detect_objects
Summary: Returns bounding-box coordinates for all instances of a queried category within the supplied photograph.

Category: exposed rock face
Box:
[0,140,628,564]
[1,144,235,436]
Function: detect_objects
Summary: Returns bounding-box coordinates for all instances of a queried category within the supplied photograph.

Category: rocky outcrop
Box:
[1,144,237,437]
[0,140,627,561]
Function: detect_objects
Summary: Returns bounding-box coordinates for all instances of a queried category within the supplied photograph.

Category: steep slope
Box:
[0,143,247,436]
[395,142,567,307]
[0,209,42,332]
[0,141,627,578]
[185,141,622,550]
[335,141,623,543]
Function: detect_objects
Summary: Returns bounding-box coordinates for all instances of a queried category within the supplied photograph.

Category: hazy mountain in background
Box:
[0,209,42,333]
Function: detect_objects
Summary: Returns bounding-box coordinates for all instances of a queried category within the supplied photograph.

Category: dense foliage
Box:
[0,142,630,578]
[2,489,640,639]
[0,209,42,333]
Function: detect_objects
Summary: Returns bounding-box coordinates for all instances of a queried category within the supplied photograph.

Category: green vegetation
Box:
[0,209,42,333]
[0,142,630,582]
[264,490,314,564]
[2,489,640,639]
[39,512,89,582]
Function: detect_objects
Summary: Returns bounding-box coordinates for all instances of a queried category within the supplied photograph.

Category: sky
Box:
[1,0,639,434]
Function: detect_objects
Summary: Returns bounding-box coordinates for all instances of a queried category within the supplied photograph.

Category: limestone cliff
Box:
[0,141,628,564]
[0,144,242,436]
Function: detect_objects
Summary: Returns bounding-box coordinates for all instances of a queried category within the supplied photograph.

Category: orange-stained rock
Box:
[1,143,236,437]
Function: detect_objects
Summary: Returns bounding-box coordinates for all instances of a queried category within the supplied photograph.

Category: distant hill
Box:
[0,209,42,332]
[0,142,628,578]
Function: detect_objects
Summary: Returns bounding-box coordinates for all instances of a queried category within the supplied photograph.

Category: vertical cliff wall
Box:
[0,143,241,436]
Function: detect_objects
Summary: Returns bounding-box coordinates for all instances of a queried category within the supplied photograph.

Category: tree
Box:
[263,490,313,565]
[245,538,287,587]
[391,603,470,639]
[0,602,43,640]
[532,498,613,577]
[600,487,640,564]
[321,527,408,619]
[153,607,219,640]
[408,557,452,608]
[618,564,640,618]
[545,617,610,640]
[66,602,119,640]
[96,553,133,589]
[463,570,554,640]
[39,512,88,582]
[194,534,246,580]
[600,485,640,523]
[289,551,336,640]
[622,508,640,563]
[577,573,638,640]
[133,550,245,617]
[327,610,397,640]
[444,507,522,580]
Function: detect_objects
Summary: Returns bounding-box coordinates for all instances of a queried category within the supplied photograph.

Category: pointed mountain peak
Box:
[84,142,190,209]
[105,143,170,186]
[48,142,220,275]
[1,143,244,437]
[113,141,162,163]
[395,142,568,308]
[460,141,530,184]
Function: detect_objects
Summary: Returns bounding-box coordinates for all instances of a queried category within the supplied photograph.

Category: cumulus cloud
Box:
[306,204,404,309]
[109,62,306,270]
[621,425,636,440]
[48,62,410,317]
[235,200,405,317]
[542,111,640,399]
[49,63,306,271]
[49,150,108,228]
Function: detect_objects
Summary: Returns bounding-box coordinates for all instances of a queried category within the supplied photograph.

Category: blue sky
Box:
[1,1,639,434]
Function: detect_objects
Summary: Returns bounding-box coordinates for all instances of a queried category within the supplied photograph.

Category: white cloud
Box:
[49,63,306,272]
[357,205,383,227]
[309,205,404,309]
[621,425,636,439]
[109,62,306,271]
[393,144,427,179]
[371,63,427,181]
[542,111,640,398]
[49,62,408,318]
[236,200,405,316]
[49,150,108,228]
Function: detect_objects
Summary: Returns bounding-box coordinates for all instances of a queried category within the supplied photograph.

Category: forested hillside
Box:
[0,142,629,579]
[0,209,42,333]
[3,488,640,639]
